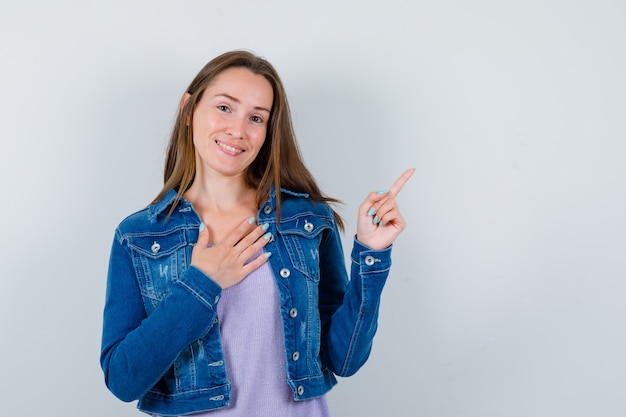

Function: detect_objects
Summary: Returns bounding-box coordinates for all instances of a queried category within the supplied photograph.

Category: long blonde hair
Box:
[153,50,343,229]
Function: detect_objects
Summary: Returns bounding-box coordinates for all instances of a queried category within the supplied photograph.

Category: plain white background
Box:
[1,1,625,416]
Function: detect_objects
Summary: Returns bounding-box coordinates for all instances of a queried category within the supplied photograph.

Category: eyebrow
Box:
[215,93,271,113]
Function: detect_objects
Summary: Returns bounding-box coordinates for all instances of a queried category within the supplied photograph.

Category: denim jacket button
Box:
[297,385,304,396]
[263,205,273,214]
[151,241,161,253]
[365,255,375,266]
[292,351,300,361]
[280,268,291,278]
[289,308,298,318]
[304,220,314,232]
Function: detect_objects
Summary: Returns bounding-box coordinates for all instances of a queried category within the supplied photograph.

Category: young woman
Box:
[101,50,413,417]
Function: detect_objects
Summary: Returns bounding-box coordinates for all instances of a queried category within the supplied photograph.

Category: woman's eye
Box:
[251,115,263,123]
[217,105,231,112]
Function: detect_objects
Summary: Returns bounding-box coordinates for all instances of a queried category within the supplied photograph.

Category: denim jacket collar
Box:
[269,185,309,199]
[148,186,310,220]
[148,189,181,221]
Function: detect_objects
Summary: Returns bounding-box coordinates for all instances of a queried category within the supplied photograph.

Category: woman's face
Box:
[190,67,273,181]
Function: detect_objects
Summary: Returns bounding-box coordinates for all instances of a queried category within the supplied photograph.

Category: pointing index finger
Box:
[388,168,415,197]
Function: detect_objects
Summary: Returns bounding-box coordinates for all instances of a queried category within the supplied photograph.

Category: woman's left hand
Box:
[356,168,414,250]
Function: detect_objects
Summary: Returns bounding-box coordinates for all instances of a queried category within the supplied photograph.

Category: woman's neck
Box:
[185,175,256,213]
[184,175,259,246]
[184,177,257,224]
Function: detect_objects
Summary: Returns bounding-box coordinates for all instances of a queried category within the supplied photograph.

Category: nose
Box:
[226,115,245,139]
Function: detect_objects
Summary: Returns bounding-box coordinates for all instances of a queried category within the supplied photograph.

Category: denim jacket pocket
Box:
[276,214,331,282]
[126,229,189,307]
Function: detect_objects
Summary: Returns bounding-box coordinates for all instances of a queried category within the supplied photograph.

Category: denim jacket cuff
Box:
[177,265,223,311]
[351,235,392,274]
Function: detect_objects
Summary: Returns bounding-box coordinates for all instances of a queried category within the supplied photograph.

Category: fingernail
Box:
[263,232,272,240]
[378,219,383,227]
[367,207,376,216]
[199,222,205,232]
[248,216,256,224]
[264,251,273,259]
[373,215,379,225]
[262,223,269,231]
[377,189,389,195]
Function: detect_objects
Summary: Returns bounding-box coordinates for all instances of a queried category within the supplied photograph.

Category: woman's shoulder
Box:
[115,205,153,234]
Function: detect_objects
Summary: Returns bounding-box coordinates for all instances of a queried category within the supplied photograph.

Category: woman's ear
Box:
[180,93,191,125]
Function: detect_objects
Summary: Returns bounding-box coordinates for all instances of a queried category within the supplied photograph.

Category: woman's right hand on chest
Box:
[191,217,272,289]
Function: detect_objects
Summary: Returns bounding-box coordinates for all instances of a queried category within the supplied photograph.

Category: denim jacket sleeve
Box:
[318,222,392,377]
[100,229,222,402]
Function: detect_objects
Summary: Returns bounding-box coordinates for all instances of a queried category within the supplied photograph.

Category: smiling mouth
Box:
[216,140,244,154]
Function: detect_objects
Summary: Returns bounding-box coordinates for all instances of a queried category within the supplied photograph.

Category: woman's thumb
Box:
[197,222,209,247]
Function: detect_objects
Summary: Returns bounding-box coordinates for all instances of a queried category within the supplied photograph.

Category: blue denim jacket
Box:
[101,187,392,416]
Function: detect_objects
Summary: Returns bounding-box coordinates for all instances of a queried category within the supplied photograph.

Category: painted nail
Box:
[377,189,389,195]
[262,223,269,231]
[373,215,379,225]
[199,222,205,232]
[248,216,256,224]
[367,207,376,216]
[263,232,272,240]
[264,252,273,259]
